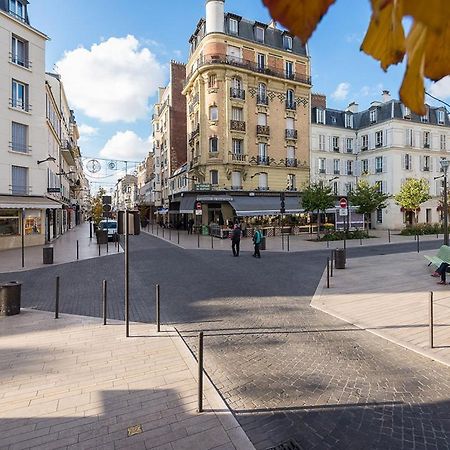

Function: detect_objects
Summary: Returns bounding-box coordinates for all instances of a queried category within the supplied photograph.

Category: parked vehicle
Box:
[98,220,118,241]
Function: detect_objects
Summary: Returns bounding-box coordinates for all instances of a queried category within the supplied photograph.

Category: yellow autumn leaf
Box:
[360,0,405,71]
[399,22,427,115]
[404,0,450,33]
[262,0,336,44]
[424,22,450,81]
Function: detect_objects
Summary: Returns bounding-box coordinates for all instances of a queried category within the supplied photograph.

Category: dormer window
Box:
[316,108,325,124]
[345,113,353,129]
[9,0,25,21]
[255,26,265,43]
[403,106,411,119]
[370,109,377,123]
[438,110,445,125]
[283,35,293,51]
[229,18,238,35]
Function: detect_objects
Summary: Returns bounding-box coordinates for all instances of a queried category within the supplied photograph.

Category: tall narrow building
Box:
[179,0,311,223]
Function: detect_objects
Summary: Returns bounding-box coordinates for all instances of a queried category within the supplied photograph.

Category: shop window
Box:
[0,209,20,236]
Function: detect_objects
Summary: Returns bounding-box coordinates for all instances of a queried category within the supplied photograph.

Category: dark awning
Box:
[229,195,302,216]
[179,195,196,214]
[0,195,62,209]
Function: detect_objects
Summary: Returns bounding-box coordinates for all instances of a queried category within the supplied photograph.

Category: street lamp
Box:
[440,158,449,245]
[37,156,56,165]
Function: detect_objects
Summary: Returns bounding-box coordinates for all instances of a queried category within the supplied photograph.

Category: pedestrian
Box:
[187,218,194,235]
[241,221,247,238]
[231,224,241,257]
[253,227,262,258]
[431,262,450,284]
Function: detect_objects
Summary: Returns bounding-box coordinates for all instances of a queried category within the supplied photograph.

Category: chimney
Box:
[311,93,327,109]
[268,20,277,29]
[205,0,225,35]
[382,90,391,103]
[346,101,358,113]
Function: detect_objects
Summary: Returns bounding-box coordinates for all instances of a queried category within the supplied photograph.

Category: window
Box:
[257,113,267,126]
[333,181,338,195]
[423,155,430,171]
[438,110,445,125]
[11,122,28,153]
[9,0,25,20]
[375,130,383,147]
[404,154,412,170]
[406,129,414,147]
[258,143,268,165]
[361,159,369,174]
[286,89,295,109]
[209,105,218,121]
[345,113,353,129]
[12,79,28,111]
[232,76,242,90]
[332,136,339,151]
[403,106,411,118]
[255,26,265,42]
[421,108,429,122]
[209,136,218,153]
[441,134,447,151]
[231,171,242,189]
[376,208,383,223]
[346,138,353,153]
[375,181,384,194]
[11,165,28,195]
[285,61,294,79]
[319,158,326,174]
[333,159,340,175]
[319,134,325,151]
[257,53,265,70]
[226,45,241,63]
[283,35,293,50]
[11,35,28,67]
[346,160,353,175]
[361,135,368,150]
[287,174,296,190]
[286,117,295,132]
[370,109,377,123]
[375,156,383,173]
[345,182,353,194]
[423,131,430,148]
[0,209,20,236]
[231,106,243,121]
[210,170,219,185]
[257,83,267,104]
[316,108,325,124]
[258,173,268,190]
[229,18,238,34]
[208,74,217,88]
[232,139,243,154]
[286,146,296,166]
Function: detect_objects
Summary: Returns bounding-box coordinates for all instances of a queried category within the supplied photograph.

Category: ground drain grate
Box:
[266,439,302,450]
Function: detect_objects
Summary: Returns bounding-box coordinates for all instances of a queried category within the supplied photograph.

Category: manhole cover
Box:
[127,424,143,437]
[266,439,302,450]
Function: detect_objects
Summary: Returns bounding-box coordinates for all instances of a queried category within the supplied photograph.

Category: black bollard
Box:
[287,234,290,252]
[326,257,330,288]
[55,276,60,319]
[76,240,79,260]
[177,230,180,244]
[417,234,420,253]
[388,229,391,243]
[198,233,200,248]
[211,235,214,249]
[98,244,100,256]
[429,291,434,349]
[155,284,160,333]
[102,280,107,325]
[198,331,204,413]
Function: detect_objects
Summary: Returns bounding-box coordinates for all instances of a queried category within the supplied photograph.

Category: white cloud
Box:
[56,35,166,123]
[331,82,350,101]
[429,76,450,100]
[78,124,98,137]
[99,131,151,161]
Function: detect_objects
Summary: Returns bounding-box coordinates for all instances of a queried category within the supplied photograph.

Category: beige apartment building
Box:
[178,0,311,225]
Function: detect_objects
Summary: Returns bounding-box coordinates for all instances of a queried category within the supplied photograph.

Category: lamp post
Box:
[440,159,449,245]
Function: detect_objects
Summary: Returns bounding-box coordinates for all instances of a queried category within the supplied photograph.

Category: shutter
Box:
[369,158,375,175]
[383,129,387,147]
[326,158,333,174]
[436,180,441,196]
[354,159,361,177]
[430,157,434,171]
[286,146,295,159]
[401,154,405,170]
[328,136,332,152]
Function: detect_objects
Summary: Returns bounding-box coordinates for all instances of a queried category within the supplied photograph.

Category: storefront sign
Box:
[47,188,61,193]
[195,184,212,191]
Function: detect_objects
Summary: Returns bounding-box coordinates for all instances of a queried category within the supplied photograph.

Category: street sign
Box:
[102,196,112,205]
[103,204,112,212]
[195,183,212,191]
[339,208,348,216]
[47,187,61,193]
[339,198,348,208]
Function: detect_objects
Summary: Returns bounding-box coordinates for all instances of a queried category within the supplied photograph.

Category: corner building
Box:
[181,0,311,223]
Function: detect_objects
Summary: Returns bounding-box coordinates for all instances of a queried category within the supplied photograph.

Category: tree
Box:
[302,182,335,239]
[394,178,431,225]
[91,188,106,226]
[349,180,389,233]
[262,0,450,115]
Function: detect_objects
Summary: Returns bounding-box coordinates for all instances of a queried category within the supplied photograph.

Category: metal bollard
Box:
[330,251,334,277]
[417,234,420,253]
[169,228,172,241]
[326,257,330,288]
[76,240,79,260]
[429,291,434,349]
[117,235,120,253]
[155,284,160,333]
[106,239,109,253]
[55,276,60,319]
[211,235,214,249]
[177,230,180,244]
[102,280,107,325]
[163,227,165,238]
[197,331,204,413]
[151,223,154,234]
[197,233,200,248]
[287,234,290,252]
[98,244,101,256]
[281,234,284,251]
[388,229,391,243]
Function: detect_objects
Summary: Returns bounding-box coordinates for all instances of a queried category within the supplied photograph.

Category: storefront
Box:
[0,196,62,250]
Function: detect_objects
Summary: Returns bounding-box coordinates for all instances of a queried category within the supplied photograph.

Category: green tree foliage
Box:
[302,182,335,238]
[394,178,431,224]
[91,188,106,225]
[349,180,389,232]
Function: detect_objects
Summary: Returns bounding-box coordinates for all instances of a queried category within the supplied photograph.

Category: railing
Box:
[346,148,353,153]
[186,54,312,86]
[230,120,246,132]
[285,129,298,139]
[257,156,270,166]
[376,168,383,173]
[256,125,270,135]
[334,170,340,175]
[9,98,31,112]
[256,186,270,191]
[61,140,73,151]
[230,88,245,100]
[231,153,246,162]
[9,52,32,69]
[8,10,26,22]
[285,158,298,167]
[10,185,31,195]
[189,124,200,141]
[424,143,430,148]
[191,155,200,166]
[333,147,340,152]
[286,187,297,191]
[423,167,430,171]
[376,142,383,148]
[231,185,243,190]
[285,101,297,110]
[361,146,368,151]
[319,169,326,174]
[347,171,353,175]
[9,142,31,154]
[257,94,269,105]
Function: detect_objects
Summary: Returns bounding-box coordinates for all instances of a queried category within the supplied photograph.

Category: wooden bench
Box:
[424,245,450,268]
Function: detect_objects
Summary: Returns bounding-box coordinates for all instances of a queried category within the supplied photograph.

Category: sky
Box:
[28,0,450,191]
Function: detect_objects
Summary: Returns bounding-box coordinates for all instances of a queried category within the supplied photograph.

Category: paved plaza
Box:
[2,230,450,449]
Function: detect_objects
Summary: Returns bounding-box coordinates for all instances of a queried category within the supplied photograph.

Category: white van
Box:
[98,220,118,240]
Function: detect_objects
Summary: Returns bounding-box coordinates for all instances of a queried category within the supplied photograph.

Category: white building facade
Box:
[311,92,450,230]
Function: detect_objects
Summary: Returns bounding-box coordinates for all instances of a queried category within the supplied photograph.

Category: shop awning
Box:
[169,202,180,214]
[179,195,196,214]
[0,195,63,209]
[229,195,302,216]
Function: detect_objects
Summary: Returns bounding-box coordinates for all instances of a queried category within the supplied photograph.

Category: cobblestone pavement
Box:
[2,234,450,449]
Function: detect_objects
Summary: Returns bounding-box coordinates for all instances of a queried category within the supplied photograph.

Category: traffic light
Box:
[280,192,286,214]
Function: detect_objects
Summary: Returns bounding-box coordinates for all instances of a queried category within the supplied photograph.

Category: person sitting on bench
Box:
[432,262,450,285]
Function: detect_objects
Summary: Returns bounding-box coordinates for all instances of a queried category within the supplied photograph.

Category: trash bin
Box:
[335,248,346,269]
[96,230,108,244]
[260,236,266,250]
[201,225,209,236]
[43,246,54,264]
[0,281,21,316]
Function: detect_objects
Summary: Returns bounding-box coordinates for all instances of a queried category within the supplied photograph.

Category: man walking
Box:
[231,224,241,257]
[253,228,262,258]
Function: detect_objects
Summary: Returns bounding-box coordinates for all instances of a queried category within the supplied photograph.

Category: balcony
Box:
[361,146,368,151]
[256,186,270,191]
[319,169,326,174]
[424,143,430,149]
[285,129,297,140]
[230,87,245,100]
[334,170,340,175]
[257,94,269,105]
[10,185,31,195]
[285,72,295,80]
[285,158,298,167]
[230,120,246,132]
[9,142,31,154]
[375,168,383,173]
[231,185,243,190]
[9,52,32,69]
[347,171,353,175]
[423,167,430,171]
[191,155,200,166]
[257,156,270,166]
[333,147,340,152]
[346,148,353,153]
[376,142,383,148]
[256,125,270,136]
[9,98,31,112]
[286,186,297,191]
[285,101,297,110]
[189,124,200,142]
